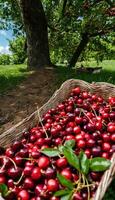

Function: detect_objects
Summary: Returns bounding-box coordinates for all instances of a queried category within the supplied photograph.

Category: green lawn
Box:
[0,64,29,93]
[56,60,115,85]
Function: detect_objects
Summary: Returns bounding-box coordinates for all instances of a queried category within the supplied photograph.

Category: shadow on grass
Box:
[0,74,27,94]
[55,66,115,85]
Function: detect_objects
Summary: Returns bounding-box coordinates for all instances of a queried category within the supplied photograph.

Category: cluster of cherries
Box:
[0,87,115,200]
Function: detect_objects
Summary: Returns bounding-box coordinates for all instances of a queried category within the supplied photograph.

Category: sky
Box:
[0,30,13,54]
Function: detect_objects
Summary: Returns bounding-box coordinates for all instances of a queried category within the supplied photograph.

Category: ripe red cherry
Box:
[23,165,33,176]
[45,167,56,179]
[101,152,109,159]
[90,172,102,181]
[111,134,115,142]
[31,167,41,180]
[107,124,115,133]
[18,189,30,200]
[72,87,81,95]
[0,175,6,184]
[50,197,60,200]
[77,140,86,148]
[61,168,72,180]
[23,177,34,189]
[102,143,111,151]
[5,147,14,158]
[102,133,110,142]
[37,156,50,169]
[87,139,95,148]
[7,167,22,180]
[92,146,101,156]
[84,149,91,158]
[75,117,82,124]
[47,179,59,192]
[73,192,82,200]
[73,126,81,134]
[56,158,67,168]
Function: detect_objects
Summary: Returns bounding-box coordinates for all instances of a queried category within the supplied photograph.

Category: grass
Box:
[0,60,115,199]
[0,64,29,94]
[55,60,115,85]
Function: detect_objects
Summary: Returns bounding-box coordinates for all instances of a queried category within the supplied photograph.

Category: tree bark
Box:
[18,0,51,69]
[68,32,89,68]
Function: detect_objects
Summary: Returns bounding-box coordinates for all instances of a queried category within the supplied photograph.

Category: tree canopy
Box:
[0,0,115,67]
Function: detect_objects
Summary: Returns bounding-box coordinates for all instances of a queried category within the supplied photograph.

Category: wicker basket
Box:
[0,79,115,200]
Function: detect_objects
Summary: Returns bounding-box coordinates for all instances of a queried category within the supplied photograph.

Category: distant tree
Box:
[9,36,27,64]
[0,54,10,65]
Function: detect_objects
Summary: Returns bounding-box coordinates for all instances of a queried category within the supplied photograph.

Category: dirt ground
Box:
[0,68,58,134]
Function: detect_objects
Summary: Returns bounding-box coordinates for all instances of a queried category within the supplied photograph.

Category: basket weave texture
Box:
[0,79,115,200]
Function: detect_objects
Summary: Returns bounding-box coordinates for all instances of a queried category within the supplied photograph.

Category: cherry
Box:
[102,143,111,151]
[56,158,67,168]
[23,177,35,189]
[31,167,41,180]
[24,165,33,176]
[7,167,22,180]
[37,156,50,169]
[12,141,22,152]
[72,87,81,95]
[111,134,115,142]
[90,172,102,181]
[101,152,109,159]
[7,179,14,188]
[87,139,95,148]
[0,175,6,184]
[102,133,110,142]
[50,197,60,200]
[77,140,86,148]
[61,168,72,180]
[14,156,23,166]
[84,149,91,158]
[92,146,101,156]
[18,189,30,200]
[73,192,83,200]
[47,179,59,192]
[75,116,82,124]
[45,167,56,179]
[5,147,14,158]
[107,124,115,133]
[73,126,81,134]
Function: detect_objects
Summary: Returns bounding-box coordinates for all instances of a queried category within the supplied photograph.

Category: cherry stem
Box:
[81,109,93,124]
[0,156,17,170]
[14,172,24,185]
[91,106,98,118]
[37,106,49,138]
[84,176,90,200]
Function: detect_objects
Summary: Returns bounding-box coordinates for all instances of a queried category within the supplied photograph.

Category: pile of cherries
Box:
[0,87,115,200]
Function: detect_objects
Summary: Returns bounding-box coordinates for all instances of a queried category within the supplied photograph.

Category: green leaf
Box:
[61,192,73,200]
[62,146,80,171]
[41,148,60,157]
[0,184,8,197]
[58,145,64,153]
[79,151,89,175]
[57,173,74,190]
[90,157,111,172]
[54,189,71,197]
[64,140,76,148]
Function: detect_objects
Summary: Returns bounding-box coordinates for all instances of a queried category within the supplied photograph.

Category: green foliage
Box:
[0,0,114,65]
[9,36,27,64]
[0,54,10,65]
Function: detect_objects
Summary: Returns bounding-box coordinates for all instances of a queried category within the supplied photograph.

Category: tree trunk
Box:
[68,33,89,68]
[18,0,51,69]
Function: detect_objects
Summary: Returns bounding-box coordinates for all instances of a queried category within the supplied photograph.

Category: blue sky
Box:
[0,30,13,54]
